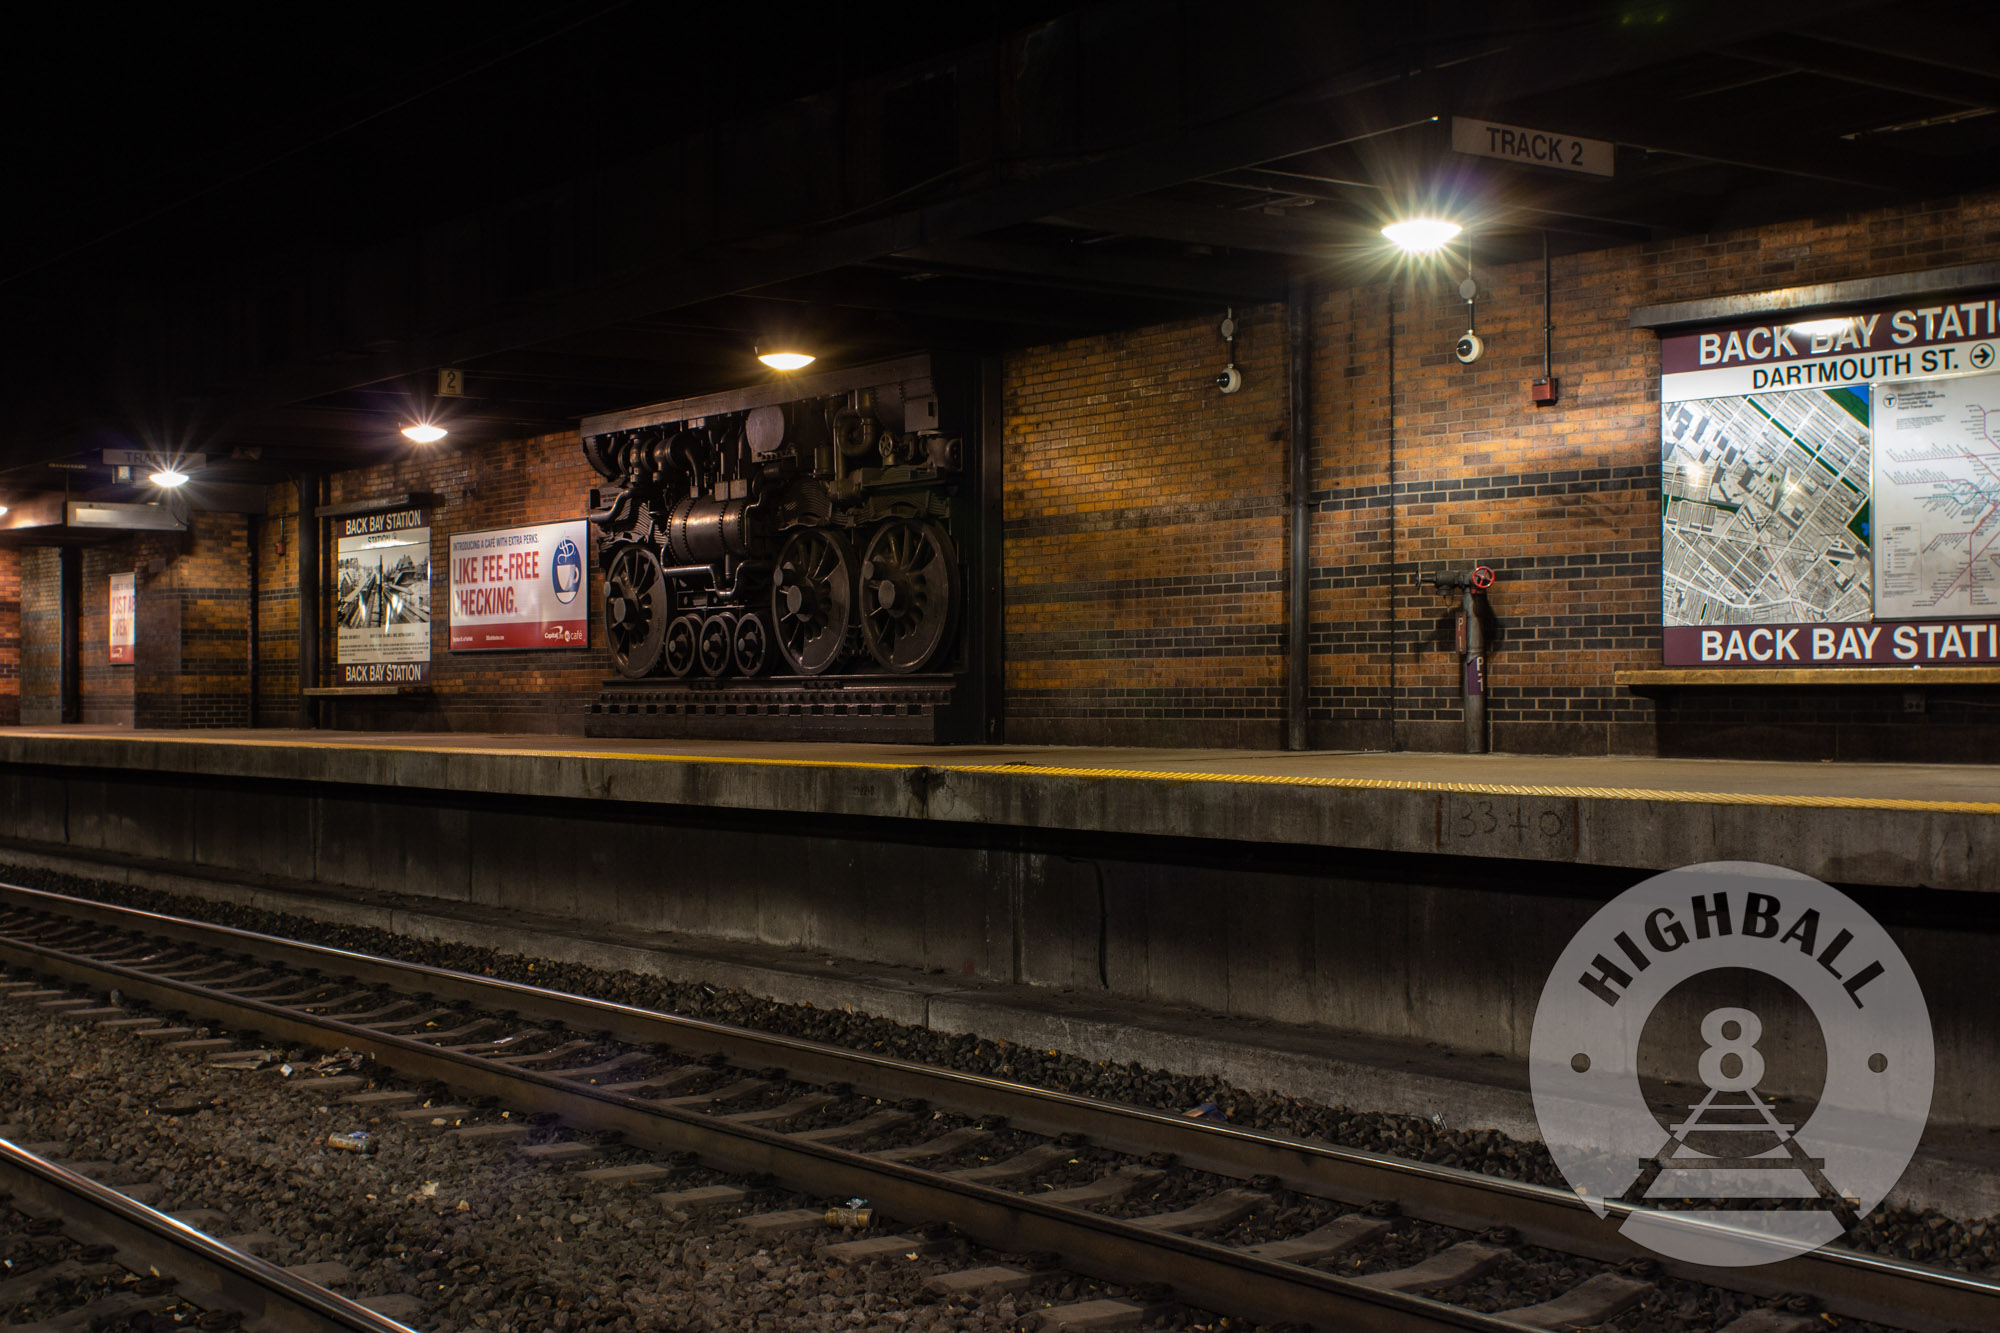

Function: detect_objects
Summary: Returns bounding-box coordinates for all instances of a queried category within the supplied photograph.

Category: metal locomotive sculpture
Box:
[582,375,967,682]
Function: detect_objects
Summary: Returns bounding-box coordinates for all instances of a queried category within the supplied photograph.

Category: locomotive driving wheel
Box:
[733,612,772,677]
[662,614,701,679]
[858,518,956,673]
[771,529,852,675]
[604,545,671,678]
[698,612,737,677]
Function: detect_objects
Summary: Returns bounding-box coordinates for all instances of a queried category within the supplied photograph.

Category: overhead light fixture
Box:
[402,423,447,444]
[757,349,815,371]
[1789,317,1850,336]
[0,505,8,517]
[1382,218,1462,254]
[150,468,189,488]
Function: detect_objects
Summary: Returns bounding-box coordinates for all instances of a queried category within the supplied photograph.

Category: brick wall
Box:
[1005,311,1290,746]
[0,548,17,726]
[18,549,59,724]
[1005,189,2000,758]
[313,430,610,731]
[254,483,301,728]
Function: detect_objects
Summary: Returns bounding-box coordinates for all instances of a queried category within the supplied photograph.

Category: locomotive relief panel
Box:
[579,357,978,728]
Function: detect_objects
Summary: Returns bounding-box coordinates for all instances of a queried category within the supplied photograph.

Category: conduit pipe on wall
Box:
[1285,278,1313,751]
[295,470,320,729]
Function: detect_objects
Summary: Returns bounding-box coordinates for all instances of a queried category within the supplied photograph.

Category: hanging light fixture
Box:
[1382,218,1462,254]
[757,348,815,371]
[402,423,448,444]
[149,467,189,488]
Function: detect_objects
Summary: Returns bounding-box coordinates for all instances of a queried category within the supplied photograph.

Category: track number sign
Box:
[1452,117,1615,177]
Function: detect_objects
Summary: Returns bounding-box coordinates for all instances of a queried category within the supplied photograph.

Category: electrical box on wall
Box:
[1531,377,1559,405]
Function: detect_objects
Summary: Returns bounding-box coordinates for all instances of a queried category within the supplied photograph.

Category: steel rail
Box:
[0,1136,417,1333]
[3,883,1996,1332]
[0,906,1524,1333]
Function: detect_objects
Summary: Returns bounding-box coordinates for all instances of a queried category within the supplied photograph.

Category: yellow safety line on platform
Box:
[14,732,2000,816]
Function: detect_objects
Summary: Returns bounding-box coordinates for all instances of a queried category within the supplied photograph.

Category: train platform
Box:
[1,725,1996,891]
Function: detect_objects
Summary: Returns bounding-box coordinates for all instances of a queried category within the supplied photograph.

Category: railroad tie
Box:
[489,1038,599,1066]
[12,1287,178,1331]
[1126,1188,1265,1233]
[284,1261,352,1287]
[57,1006,125,1021]
[719,1093,839,1128]
[93,1018,161,1029]
[1352,1240,1509,1293]
[0,1259,124,1306]
[819,1234,950,1264]
[1503,1273,1656,1330]
[648,1076,775,1109]
[868,1126,992,1164]
[414,1017,501,1044]
[343,1090,425,1108]
[282,1075,368,1094]
[574,1162,678,1187]
[1033,1297,1174,1330]
[133,1027,196,1041]
[942,1142,1073,1184]
[545,1051,654,1080]
[6,989,74,1002]
[447,1122,532,1145]
[1032,1164,1164,1207]
[594,1063,712,1094]
[788,1108,914,1145]
[654,1184,748,1210]
[159,1037,237,1054]
[357,1294,426,1320]
[1712,1311,1823,1333]
[923,1265,1033,1297]
[516,1140,605,1165]
[33,997,97,1011]
[386,1104,479,1131]
[731,1208,827,1236]
[368,1007,457,1033]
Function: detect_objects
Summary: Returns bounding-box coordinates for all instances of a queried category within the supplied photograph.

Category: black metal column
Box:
[1285,277,1313,752]
[58,546,81,724]
[295,471,320,729]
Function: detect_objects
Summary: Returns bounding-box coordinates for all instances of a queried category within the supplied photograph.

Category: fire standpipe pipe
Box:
[1420,565,1496,754]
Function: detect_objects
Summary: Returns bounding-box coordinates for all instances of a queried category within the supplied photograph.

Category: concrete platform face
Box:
[5,726,2000,1135]
[0,726,1996,892]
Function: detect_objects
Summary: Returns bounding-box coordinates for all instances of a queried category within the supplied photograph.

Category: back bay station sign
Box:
[1657,287,2000,667]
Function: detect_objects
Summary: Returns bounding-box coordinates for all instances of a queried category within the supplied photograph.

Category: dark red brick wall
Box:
[1005,310,1290,747]
[315,430,610,732]
[18,549,59,725]
[0,548,17,726]
[1006,190,2000,758]
[254,483,301,728]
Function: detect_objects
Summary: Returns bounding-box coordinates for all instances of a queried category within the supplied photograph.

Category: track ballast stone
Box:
[6,862,1995,1279]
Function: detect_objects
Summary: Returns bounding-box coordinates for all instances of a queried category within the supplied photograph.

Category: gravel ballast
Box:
[4,862,1995,1281]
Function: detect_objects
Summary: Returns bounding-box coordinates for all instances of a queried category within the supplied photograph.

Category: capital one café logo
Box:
[1531,862,1932,1267]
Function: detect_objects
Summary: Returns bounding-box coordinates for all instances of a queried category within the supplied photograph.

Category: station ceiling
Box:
[2,0,1995,508]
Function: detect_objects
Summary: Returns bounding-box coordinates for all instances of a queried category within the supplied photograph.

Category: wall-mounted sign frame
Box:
[448,519,590,651]
[1659,291,2000,666]
[108,572,135,664]
[333,507,432,684]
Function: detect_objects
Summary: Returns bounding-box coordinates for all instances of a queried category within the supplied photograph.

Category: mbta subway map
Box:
[1874,371,2000,620]
[1662,388,1873,626]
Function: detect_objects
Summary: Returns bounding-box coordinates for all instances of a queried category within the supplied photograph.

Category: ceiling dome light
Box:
[150,468,189,488]
[758,350,815,371]
[402,424,448,444]
[1382,218,1462,254]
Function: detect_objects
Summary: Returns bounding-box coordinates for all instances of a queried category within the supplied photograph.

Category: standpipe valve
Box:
[1419,565,1496,754]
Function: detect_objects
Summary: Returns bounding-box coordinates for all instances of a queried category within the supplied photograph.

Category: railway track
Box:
[0,880,1992,1333]
[0,1133,414,1331]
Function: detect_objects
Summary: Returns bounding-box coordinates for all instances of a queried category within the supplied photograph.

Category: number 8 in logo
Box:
[1697,1007,1765,1093]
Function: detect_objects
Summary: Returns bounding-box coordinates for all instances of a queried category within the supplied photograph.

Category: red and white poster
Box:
[449,520,589,651]
[108,572,135,664]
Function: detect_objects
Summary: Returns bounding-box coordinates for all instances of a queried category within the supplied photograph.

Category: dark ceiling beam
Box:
[1724,33,2000,109]
[1042,198,1343,257]
[885,238,1287,302]
[233,0,1876,414]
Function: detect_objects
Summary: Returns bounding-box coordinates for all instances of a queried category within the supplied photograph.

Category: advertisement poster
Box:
[449,520,589,650]
[334,508,432,684]
[108,572,135,664]
[1658,291,2000,666]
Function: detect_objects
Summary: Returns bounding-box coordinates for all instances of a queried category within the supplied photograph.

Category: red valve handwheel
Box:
[1471,565,1496,590]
